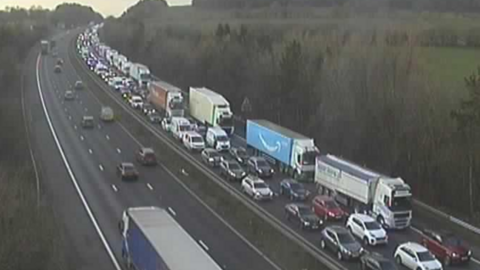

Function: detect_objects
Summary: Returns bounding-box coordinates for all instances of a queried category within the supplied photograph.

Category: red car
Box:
[312,195,346,221]
[136,147,157,166]
[421,229,471,266]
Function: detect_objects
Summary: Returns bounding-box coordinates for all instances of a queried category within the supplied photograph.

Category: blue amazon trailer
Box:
[246,119,319,182]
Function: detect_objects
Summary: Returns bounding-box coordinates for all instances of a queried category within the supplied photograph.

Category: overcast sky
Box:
[0,0,191,17]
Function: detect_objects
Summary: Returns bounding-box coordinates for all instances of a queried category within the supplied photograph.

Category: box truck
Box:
[41,40,49,55]
[148,80,185,118]
[120,207,223,270]
[113,54,127,73]
[246,119,319,182]
[315,154,413,229]
[129,63,150,89]
[189,87,234,135]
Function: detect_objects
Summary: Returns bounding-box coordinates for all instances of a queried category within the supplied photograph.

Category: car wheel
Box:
[320,239,326,249]
[363,237,369,246]
[444,256,451,266]
[337,251,343,261]
[395,255,402,266]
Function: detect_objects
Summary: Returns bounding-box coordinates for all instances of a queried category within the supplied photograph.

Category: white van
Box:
[171,117,192,141]
[182,131,205,152]
[206,126,230,151]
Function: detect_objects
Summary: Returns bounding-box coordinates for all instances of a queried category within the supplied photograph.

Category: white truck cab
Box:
[171,117,192,141]
[206,126,230,151]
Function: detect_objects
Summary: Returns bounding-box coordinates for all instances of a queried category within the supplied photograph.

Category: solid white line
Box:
[111,185,118,192]
[74,125,77,130]
[146,183,153,190]
[35,54,121,270]
[99,165,104,171]
[116,148,121,154]
[80,135,84,141]
[64,107,67,112]
[88,149,93,154]
[199,240,209,251]
[68,115,72,120]
[106,135,110,140]
[98,124,101,129]
[167,207,177,216]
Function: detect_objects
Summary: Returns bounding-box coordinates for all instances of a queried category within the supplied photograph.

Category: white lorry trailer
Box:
[315,154,413,229]
[129,63,151,89]
[189,87,234,135]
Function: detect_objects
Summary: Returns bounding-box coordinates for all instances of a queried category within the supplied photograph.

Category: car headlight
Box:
[303,221,310,226]
[328,212,335,217]
[468,250,472,256]
[270,169,274,173]
[268,191,273,196]
[452,253,459,257]
[258,169,263,173]
[208,158,213,162]
[341,247,351,255]
[255,191,261,196]
[241,172,246,176]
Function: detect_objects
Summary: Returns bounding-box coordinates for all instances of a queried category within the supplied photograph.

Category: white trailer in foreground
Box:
[315,154,413,229]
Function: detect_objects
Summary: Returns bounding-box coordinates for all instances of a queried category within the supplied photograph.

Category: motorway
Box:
[25,29,281,270]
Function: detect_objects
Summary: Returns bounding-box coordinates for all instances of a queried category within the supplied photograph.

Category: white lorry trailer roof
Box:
[250,119,310,140]
[128,207,222,270]
[318,154,380,182]
[191,87,229,105]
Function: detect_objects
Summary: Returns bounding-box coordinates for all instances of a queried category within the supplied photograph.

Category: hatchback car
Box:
[135,147,157,166]
[201,148,222,167]
[129,95,143,109]
[220,159,246,181]
[56,58,64,66]
[116,162,139,180]
[161,117,172,132]
[241,176,273,201]
[229,146,249,165]
[247,156,274,178]
[280,179,310,201]
[312,195,347,221]
[64,90,75,100]
[54,65,62,73]
[360,252,398,270]
[100,106,114,122]
[74,80,84,90]
[346,213,387,246]
[142,103,156,115]
[81,116,94,129]
[320,225,364,261]
[394,242,443,270]
[421,229,471,266]
[284,203,323,230]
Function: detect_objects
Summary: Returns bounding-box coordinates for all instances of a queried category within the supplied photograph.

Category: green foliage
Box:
[51,3,103,28]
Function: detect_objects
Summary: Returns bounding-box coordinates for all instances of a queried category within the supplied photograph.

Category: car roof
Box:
[350,213,375,223]
[247,176,265,183]
[208,126,227,135]
[83,116,94,120]
[185,131,202,137]
[121,162,135,167]
[142,147,154,153]
[327,225,348,234]
[402,242,428,252]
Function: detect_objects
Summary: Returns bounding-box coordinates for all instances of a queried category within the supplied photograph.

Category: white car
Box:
[394,242,443,270]
[182,131,205,152]
[241,176,273,201]
[161,117,172,132]
[129,95,143,109]
[345,214,387,246]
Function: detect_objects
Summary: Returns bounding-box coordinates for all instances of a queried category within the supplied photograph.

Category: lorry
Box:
[314,154,413,229]
[114,55,127,73]
[129,63,151,89]
[189,87,234,135]
[148,80,185,118]
[41,40,49,55]
[246,119,319,182]
[120,206,223,270]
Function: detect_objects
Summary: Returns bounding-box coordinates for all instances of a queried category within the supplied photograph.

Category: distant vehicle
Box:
[119,207,223,270]
[100,106,114,122]
[284,203,323,230]
[246,119,319,182]
[41,40,49,55]
[315,155,412,229]
[148,81,184,118]
[81,116,94,129]
[142,103,156,116]
[170,117,192,141]
[182,131,205,152]
[247,156,274,178]
[201,148,221,167]
[120,88,131,100]
[52,51,58,57]
[312,195,347,221]
[189,87,234,135]
[135,148,157,166]
[54,65,62,73]
[394,242,442,270]
[241,175,273,201]
[74,80,84,90]
[345,214,387,246]
[320,225,364,261]
[279,179,310,201]
[161,117,172,132]
[360,252,398,270]
[109,76,124,91]
[219,159,246,181]
[206,127,230,151]
[129,95,144,109]
[148,112,162,124]
[420,229,471,266]
[56,58,64,66]
[229,146,249,165]
[117,162,139,180]
[64,90,75,101]
[129,63,150,89]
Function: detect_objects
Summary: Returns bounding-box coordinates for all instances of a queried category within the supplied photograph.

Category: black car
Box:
[54,65,62,73]
[360,252,398,270]
[201,148,222,167]
[148,112,162,124]
[229,146,249,165]
[81,116,94,129]
[280,179,310,201]
[247,156,274,178]
[220,159,247,181]
[284,203,323,230]
[142,103,156,115]
[320,226,364,261]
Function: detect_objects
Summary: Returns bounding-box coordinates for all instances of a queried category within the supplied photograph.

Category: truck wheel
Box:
[337,251,343,261]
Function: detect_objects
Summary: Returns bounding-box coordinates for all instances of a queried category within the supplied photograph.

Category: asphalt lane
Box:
[37,30,281,270]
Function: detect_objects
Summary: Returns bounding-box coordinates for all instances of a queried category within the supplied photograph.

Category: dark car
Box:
[247,156,274,178]
[81,116,94,129]
[284,203,323,230]
[312,195,347,221]
[116,162,139,180]
[320,226,364,261]
[54,65,62,73]
[229,146,249,165]
[74,80,84,90]
[135,147,157,166]
[421,229,472,266]
[280,179,310,201]
[56,58,64,66]
[201,148,221,167]
[120,88,131,100]
[360,252,398,270]
[142,103,156,115]
[148,112,162,124]
[220,159,247,181]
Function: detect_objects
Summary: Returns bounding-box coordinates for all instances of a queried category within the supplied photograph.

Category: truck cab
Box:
[166,92,184,118]
[171,117,192,141]
[372,178,412,229]
[290,140,319,181]
[214,105,234,135]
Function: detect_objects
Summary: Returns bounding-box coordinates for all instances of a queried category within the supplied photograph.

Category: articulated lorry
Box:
[41,40,49,55]
[148,80,185,118]
[189,87,234,135]
[120,206,223,270]
[246,119,319,182]
[315,154,413,229]
[129,63,151,89]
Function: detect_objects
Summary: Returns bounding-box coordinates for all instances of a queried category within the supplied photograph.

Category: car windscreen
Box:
[179,125,191,132]
[298,207,314,216]
[417,251,435,262]
[324,200,339,209]
[256,160,269,167]
[364,221,382,230]
[192,136,203,143]
[123,165,135,172]
[216,135,228,142]
[337,232,356,244]
[229,163,241,170]
[209,151,220,157]
[290,183,303,191]
[253,182,268,189]
[443,236,463,246]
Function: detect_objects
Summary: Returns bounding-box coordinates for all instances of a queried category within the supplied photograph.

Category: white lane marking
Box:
[68,115,72,120]
[84,108,88,112]
[199,240,209,251]
[64,107,67,112]
[98,124,101,129]
[80,135,84,141]
[35,54,121,270]
[61,101,64,104]
[80,100,82,104]
[116,148,121,154]
[111,185,118,192]
[167,207,177,216]
[99,165,104,171]
[146,183,154,190]
[106,135,110,140]
[74,125,77,130]
[117,122,143,147]
[88,149,93,154]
